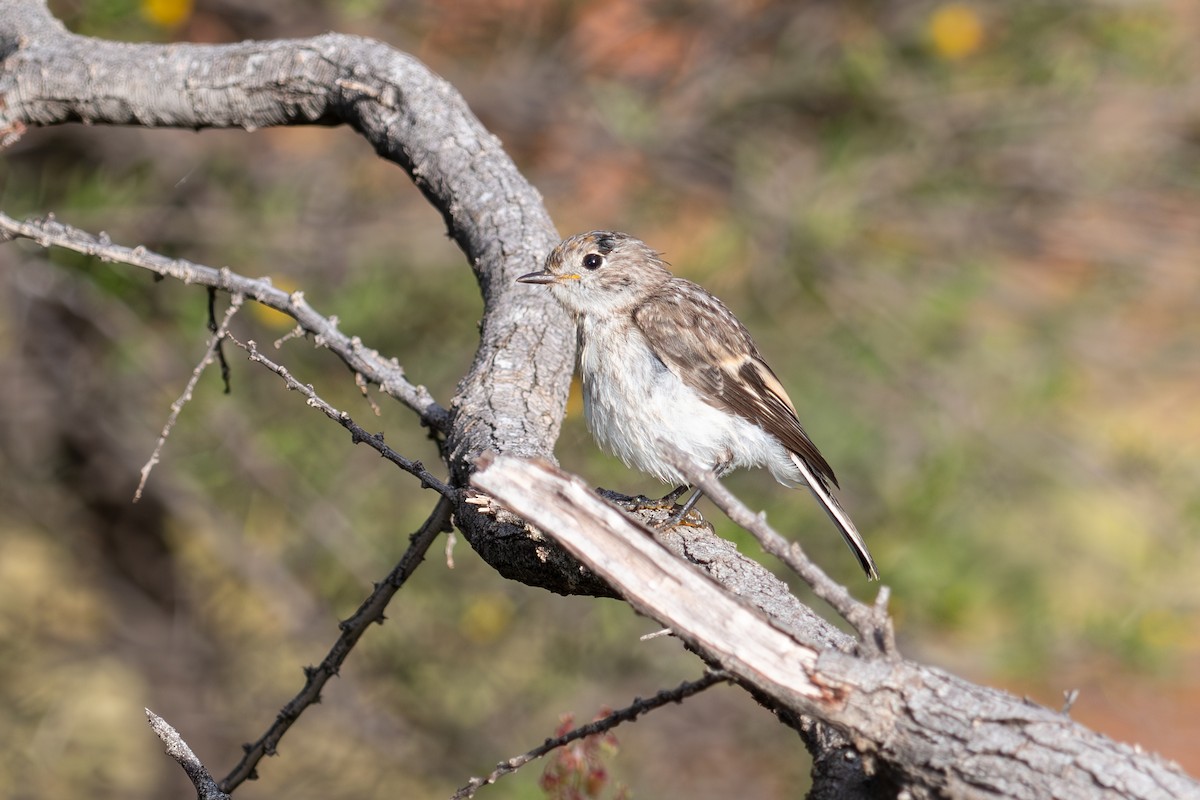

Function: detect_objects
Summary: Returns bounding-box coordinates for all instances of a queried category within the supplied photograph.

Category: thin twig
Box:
[639,628,672,641]
[219,495,454,792]
[134,294,244,502]
[660,441,896,657]
[228,334,455,499]
[355,371,382,416]
[206,287,233,394]
[274,324,306,348]
[451,671,730,800]
[1061,689,1080,715]
[0,210,450,432]
[146,709,232,800]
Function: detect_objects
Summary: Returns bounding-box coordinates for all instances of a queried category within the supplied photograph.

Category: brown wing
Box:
[631,279,839,489]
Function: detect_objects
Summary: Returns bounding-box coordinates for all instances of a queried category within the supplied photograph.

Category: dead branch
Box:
[229,333,455,498]
[220,495,453,792]
[146,710,232,800]
[135,294,245,502]
[661,440,895,656]
[0,211,447,432]
[0,0,594,593]
[472,455,1199,800]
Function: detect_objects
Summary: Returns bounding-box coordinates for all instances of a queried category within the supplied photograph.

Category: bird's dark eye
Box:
[582,253,604,270]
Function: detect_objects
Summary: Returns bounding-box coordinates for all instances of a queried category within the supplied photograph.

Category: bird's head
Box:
[517,231,672,317]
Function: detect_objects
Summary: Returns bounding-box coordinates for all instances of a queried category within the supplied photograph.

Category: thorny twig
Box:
[0,210,449,431]
[220,495,454,792]
[451,671,731,799]
[229,334,455,499]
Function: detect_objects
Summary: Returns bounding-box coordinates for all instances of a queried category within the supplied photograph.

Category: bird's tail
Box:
[789,452,879,580]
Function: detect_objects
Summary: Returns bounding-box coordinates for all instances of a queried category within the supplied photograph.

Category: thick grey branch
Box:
[0,0,587,591]
[473,456,1200,800]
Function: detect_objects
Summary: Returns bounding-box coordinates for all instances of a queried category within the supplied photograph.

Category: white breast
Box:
[576,315,801,488]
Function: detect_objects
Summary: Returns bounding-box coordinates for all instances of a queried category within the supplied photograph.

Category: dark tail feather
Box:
[789,452,879,580]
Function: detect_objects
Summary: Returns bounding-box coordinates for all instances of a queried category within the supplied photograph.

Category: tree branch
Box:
[661,440,895,657]
[452,671,730,799]
[229,333,455,498]
[135,293,245,502]
[472,455,1200,800]
[220,495,453,792]
[0,0,596,594]
[146,710,232,800]
[0,211,449,431]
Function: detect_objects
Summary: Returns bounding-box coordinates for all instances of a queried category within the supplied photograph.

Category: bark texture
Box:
[475,457,1199,800]
[0,0,603,593]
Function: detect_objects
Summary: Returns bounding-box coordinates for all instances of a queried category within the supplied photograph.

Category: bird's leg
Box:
[662,487,706,527]
[659,484,690,504]
[661,459,729,527]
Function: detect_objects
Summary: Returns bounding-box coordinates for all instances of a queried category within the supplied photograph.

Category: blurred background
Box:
[2,0,1198,797]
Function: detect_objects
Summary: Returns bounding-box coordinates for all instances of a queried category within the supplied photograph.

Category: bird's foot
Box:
[600,485,688,512]
[659,504,706,528]
[621,493,675,512]
[595,487,709,529]
[660,487,706,528]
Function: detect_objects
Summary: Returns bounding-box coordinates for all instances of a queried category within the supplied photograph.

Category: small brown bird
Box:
[518,231,877,579]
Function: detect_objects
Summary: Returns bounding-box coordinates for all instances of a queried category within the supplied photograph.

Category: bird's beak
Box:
[516,270,558,285]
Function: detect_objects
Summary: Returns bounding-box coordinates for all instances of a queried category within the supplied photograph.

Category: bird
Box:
[517,231,878,579]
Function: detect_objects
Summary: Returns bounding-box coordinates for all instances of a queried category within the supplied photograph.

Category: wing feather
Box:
[631,279,839,489]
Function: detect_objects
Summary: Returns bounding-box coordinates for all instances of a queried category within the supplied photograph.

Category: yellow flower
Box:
[929,4,984,61]
[141,0,193,29]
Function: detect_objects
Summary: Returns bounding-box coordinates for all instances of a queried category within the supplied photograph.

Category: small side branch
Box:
[452,671,730,799]
[146,710,231,800]
[229,334,455,498]
[219,495,454,792]
[0,211,450,432]
[134,294,244,502]
[662,442,896,657]
[206,287,233,394]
